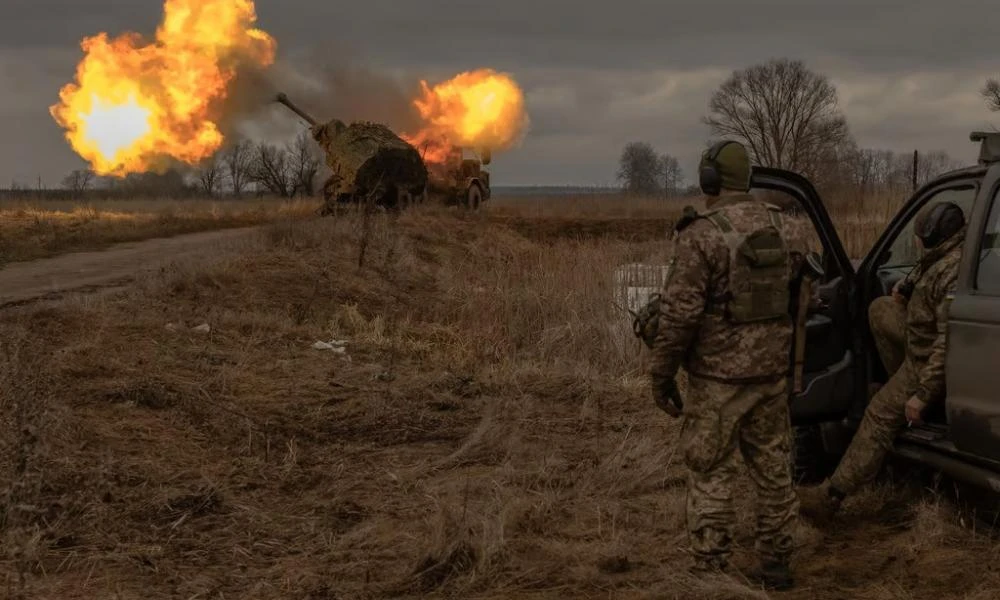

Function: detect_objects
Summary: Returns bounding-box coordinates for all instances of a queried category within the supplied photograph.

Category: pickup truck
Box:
[754,132,1000,492]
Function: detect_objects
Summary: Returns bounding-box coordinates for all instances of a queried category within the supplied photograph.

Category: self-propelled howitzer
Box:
[274,93,429,213]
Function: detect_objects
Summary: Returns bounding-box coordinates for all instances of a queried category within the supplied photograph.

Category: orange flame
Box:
[49,0,276,177]
[402,69,528,166]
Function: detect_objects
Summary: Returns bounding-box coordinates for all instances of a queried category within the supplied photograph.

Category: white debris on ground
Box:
[312,339,348,354]
[609,263,671,357]
[192,323,211,334]
[612,263,670,314]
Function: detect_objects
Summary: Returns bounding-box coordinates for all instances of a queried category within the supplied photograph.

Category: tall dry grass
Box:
[0,186,903,269]
[0,197,319,264]
[493,187,905,260]
[0,196,975,599]
[491,193,693,219]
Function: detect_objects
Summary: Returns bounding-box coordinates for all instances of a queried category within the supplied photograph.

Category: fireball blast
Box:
[274,93,429,213]
[50,0,276,177]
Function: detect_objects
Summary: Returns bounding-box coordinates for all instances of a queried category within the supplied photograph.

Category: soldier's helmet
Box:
[914,201,965,249]
[699,140,752,194]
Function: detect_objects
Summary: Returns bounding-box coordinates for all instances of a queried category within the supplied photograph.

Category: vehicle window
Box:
[976,187,1000,294]
[881,186,977,268]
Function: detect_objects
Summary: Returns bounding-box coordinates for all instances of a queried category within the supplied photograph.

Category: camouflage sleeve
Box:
[914,269,958,404]
[791,214,820,255]
[649,224,712,387]
[783,215,813,279]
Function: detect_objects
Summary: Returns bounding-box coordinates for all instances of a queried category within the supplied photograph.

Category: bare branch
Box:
[617,142,664,196]
[249,142,296,197]
[983,78,1000,112]
[660,154,683,198]
[222,140,254,198]
[287,131,321,197]
[197,154,226,198]
[60,169,94,197]
[703,59,851,182]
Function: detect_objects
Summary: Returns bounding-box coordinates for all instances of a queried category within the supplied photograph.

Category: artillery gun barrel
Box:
[274,93,318,127]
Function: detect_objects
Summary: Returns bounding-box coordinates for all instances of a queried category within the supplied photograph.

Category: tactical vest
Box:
[704,205,791,323]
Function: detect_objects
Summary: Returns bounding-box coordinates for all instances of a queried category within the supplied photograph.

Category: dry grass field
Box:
[1,193,995,600]
[0,197,319,264]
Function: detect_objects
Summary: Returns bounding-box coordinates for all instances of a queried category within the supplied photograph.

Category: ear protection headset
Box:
[699,140,738,196]
[916,202,965,249]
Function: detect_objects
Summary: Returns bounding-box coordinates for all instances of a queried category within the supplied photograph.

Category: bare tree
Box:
[846,147,925,193]
[249,142,295,197]
[840,146,961,195]
[811,138,865,192]
[617,142,663,196]
[704,59,851,181]
[61,169,94,196]
[222,140,254,198]
[197,154,226,197]
[983,78,1000,112]
[661,154,683,198]
[288,131,320,197]
[913,150,962,186]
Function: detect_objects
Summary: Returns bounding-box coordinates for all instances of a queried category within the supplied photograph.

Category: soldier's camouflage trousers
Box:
[829,359,916,495]
[869,296,907,377]
[680,375,797,568]
[828,299,919,496]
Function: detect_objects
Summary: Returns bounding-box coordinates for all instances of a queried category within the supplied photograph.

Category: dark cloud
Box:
[0,0,996,187]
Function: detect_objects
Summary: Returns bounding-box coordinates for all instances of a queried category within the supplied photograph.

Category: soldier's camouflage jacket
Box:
[649,194,813,388]
[901,228,965,404]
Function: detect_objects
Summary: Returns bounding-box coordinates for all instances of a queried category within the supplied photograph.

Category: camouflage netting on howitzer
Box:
[312,119,428,199]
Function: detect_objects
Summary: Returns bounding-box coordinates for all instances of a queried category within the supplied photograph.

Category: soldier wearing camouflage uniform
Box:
[648,141,811,590]
[799,201,966,520]
[868,293,907,378]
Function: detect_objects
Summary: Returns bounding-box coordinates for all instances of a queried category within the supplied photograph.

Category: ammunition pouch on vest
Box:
[630,203,791,349]
[632,293,661,349]
[704,206,791,323]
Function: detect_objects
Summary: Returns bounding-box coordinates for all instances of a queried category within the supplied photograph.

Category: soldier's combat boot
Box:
[749,560,794,591]
[798,480,845,524]
[687,555,728,579]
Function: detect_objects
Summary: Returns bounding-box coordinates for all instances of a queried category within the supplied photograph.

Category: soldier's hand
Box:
[652,379,683,418]
[905,395,927,426]
[892,280,908,304]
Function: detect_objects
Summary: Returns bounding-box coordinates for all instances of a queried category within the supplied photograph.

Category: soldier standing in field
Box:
[648,140,811,590]
[799,201,966,521]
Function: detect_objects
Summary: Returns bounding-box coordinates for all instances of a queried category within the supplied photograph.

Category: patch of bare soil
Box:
[0,207,997,600]
[0,227,258,307]
[0,198,318,264]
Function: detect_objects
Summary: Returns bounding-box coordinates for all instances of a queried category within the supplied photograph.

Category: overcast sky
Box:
[2,0,997,188]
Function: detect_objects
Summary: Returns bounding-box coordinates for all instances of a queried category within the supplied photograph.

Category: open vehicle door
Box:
[850,168,983,427]
[749,168,862,425]
[751,135,1000,489]
[938,139,1000,464]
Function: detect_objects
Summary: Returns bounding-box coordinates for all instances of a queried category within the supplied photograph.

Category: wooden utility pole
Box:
[912,150,919,192]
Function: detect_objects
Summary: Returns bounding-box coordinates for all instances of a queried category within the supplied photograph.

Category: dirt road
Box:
[0,227,258,307]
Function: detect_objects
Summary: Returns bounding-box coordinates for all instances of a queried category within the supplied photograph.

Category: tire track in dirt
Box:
[0,227,260,308]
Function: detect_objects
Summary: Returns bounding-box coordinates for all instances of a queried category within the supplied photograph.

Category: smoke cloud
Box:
[226,41,424,145]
